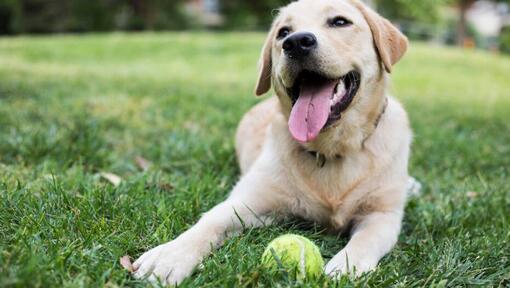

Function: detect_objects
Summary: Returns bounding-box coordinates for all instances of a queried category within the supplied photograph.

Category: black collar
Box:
[307,97,388,168]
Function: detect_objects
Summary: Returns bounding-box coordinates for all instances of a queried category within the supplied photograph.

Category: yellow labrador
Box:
[134,0,414,284]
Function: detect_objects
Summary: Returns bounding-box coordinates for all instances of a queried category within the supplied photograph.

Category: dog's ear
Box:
[255,20,279,96]
[353,1,408,73]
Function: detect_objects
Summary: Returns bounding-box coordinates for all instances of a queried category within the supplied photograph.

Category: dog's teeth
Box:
[331,81,346,105]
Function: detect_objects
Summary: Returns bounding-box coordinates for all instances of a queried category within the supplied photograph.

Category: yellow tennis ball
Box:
[261,234,324,279]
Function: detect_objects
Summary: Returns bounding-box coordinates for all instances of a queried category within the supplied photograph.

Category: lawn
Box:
[0,33,509,287]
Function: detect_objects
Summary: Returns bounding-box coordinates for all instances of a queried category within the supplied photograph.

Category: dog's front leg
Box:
[133,166,280,285]
[325,209,403,277]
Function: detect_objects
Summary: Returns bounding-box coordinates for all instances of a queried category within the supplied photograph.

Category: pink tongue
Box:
[288,78,337,142]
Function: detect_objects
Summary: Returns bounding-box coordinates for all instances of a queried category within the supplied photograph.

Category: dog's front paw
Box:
[133,240,201,285]
[324,249,377,278]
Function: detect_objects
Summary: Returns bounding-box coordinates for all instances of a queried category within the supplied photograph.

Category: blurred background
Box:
[0,0,509,53]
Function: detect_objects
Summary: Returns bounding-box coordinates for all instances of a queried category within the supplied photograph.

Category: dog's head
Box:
[255,0,407,144]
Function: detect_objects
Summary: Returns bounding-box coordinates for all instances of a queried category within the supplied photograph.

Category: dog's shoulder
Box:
[363,95,412,171]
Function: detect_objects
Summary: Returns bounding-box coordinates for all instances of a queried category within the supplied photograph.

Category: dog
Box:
[133,0,413,284]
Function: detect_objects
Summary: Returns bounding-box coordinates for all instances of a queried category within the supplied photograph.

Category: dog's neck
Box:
[298,75,389,159]
[306,96,388,167]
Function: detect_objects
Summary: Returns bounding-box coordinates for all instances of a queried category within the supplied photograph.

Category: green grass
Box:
[0,32,509,287]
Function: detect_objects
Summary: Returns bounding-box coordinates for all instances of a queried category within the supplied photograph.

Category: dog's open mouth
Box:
[287,70,361,143]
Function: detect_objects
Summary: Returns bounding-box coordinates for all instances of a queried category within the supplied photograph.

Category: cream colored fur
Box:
[133,0,414,284]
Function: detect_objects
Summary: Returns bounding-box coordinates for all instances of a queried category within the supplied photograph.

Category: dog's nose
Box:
[282,32,317,60]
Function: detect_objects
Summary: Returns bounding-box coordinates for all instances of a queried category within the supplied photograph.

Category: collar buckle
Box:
[308,151,326,168]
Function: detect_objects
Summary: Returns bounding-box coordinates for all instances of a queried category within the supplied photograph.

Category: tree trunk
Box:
[457,0,475,46]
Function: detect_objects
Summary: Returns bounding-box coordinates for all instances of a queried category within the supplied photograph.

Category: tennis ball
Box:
[261,234,324,279]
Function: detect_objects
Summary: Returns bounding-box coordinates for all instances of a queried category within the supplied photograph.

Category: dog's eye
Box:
[277,27,291,39]
[329,16,352,27]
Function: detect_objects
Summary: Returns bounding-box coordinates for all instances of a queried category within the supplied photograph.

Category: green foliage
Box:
[0,33,509,287]
[500,26,510,54]
[220,0,289,30]
[376,0,447,23]
[0,0,189,34]
[0,0,21,34]
[67,0,117,32]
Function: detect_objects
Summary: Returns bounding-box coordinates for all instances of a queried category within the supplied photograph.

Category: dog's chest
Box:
[282,152,371,228]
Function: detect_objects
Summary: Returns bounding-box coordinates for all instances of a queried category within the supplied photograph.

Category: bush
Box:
[0,0,21,34]
[0,0,190,34]
[500,26,510,54]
